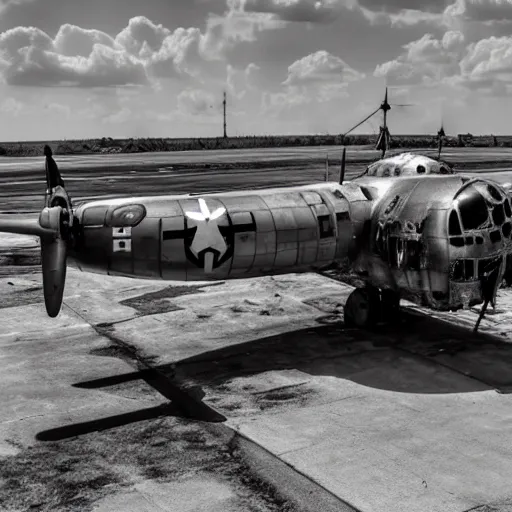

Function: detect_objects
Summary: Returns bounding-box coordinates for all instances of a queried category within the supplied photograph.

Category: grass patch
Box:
[0,416,297,512]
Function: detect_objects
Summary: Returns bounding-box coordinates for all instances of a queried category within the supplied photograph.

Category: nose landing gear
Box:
[344,286,400,328]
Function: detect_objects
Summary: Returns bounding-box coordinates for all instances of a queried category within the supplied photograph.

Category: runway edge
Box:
[207,423,360,512]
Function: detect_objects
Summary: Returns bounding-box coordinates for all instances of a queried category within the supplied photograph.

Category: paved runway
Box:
[0,146,512,212]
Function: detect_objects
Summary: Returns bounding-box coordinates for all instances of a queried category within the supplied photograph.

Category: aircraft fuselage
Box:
[69,177,512,313]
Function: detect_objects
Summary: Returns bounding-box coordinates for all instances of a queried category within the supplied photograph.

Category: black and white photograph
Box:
[1,1,512,511]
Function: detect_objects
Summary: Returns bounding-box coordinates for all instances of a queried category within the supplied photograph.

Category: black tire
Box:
[381,289,401,323]
[344,287,381,328]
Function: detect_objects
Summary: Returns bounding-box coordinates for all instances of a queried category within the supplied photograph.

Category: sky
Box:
[0,0,511,141]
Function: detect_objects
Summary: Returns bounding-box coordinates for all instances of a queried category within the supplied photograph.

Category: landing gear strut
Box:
[344,287,400,328]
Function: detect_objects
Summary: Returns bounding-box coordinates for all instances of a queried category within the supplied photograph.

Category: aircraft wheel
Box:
[344,287,380,328]
[381,289,401,323]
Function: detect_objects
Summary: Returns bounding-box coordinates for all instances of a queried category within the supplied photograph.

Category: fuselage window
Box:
[450,259,475,281]
[505,199,512,217]
[416,165,426,174]
[457,188,490,230]
[450,237,464,247]
[492,203,505,226]
[318,215,334,238]
[449,210,462,235]
[487,185,502,202]
[490,230,502,243]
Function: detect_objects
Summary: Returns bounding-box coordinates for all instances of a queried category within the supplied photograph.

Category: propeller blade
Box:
[41,234,67,318]
[40,146,73,318]
[339,147,346,185]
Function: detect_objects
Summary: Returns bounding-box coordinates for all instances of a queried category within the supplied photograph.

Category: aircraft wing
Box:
[0,214,54,237]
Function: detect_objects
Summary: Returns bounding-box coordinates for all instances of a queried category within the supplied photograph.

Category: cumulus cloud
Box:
[0,28,148,87]
[0,15,227,88]
[242,0,346,22]
[445,0,512,23]
[456,36,512,94]
[374,31,466,85]
[263,50,364,113]
[227,62,260,99]
[201,0,284,59]
[375,29,512,96]
[54,24,117,57]
[357,0,448,12]
[239,0,446,26]
[284,50,364,86]
[350,0,512,28]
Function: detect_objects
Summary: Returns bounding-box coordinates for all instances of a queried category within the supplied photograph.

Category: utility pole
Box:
[223,91,227,139]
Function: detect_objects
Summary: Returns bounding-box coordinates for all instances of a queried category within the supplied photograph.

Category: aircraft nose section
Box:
[450,180,512,248]
[448,179,512,308]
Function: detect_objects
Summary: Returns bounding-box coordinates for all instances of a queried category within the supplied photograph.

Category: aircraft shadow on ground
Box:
[71,307,512,419]
[36,366,226,442]
[35,403,179,442]
[45,307,512,442]
[168,310,512,396]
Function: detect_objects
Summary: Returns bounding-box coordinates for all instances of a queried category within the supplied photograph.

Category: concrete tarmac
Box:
[3,234,512,510]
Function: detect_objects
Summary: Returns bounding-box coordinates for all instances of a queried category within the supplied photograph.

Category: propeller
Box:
[39,146,73,317]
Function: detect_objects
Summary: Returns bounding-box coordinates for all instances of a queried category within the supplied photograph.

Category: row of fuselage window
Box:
[449,257,502,282]
[449,221,512,247]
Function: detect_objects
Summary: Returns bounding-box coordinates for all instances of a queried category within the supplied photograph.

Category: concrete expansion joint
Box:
[232,429,362,512]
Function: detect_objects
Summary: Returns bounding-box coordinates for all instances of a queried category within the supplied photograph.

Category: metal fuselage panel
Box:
[69,183,358,281]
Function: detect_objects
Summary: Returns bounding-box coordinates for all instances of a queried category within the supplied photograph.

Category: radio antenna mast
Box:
[223,91,227,139]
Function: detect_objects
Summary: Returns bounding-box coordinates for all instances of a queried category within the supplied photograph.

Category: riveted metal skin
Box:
[67,176,512,313]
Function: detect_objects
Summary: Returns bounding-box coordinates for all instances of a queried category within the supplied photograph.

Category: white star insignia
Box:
[185,199,227,272]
